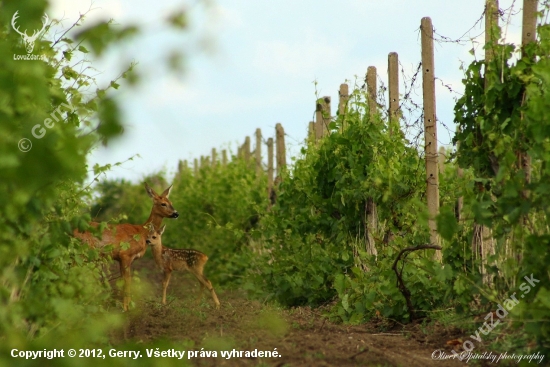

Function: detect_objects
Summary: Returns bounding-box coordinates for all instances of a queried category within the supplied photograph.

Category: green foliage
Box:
[167,159,268,286]
[0,0,200,364]
[4,0,548,360]
[1,0,129,345]
[257,89,437,312]
[453,18,550,355]
[94,158,268,288]
[255,16,549,356]
[90,173,164,224]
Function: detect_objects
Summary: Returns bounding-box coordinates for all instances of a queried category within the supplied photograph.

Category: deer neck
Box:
[151,243,165,269]
[143,210,164,230]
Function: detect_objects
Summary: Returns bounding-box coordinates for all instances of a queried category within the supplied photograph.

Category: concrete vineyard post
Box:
[255,128,262,175]
[485,0,499,66]
[322,96,331,134]
[315,97,331,141]
[366,66,377,116]
[521,0,536,199]
[339,83,349,131]
[308,121,315,143]
[421,17,441,261]
[315,101,323,143]
[388,52,399,135]
[365,66,378,257]
[244,136,251,163]
[267,137,274,202]
[276,123,286,178]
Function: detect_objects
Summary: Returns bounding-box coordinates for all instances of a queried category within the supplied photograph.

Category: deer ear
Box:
[159,225,166,235]
[144,223,154,231]
[145,182,157,198]
[161,185,173,198]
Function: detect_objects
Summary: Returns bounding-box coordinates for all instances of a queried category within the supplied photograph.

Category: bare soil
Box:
[109,259,468,367]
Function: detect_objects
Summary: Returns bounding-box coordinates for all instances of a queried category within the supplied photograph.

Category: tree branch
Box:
[391,244,442,321]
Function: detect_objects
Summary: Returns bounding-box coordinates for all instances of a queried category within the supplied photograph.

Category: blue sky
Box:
[48,0,524,183]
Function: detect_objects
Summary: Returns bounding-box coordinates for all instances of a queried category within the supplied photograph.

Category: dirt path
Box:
[110,259,466,367]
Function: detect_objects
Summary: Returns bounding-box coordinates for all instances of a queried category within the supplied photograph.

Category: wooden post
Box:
[363,66,379,257]
[421,17,441,261]
[276,123,286,177]
[222,149,228,166]
[522,0,537,49]
[267,137,274,201]
[521,0,536,198]
[338,83,349,116]
[455,128,464,223]
[485,0,500,66]
[211,148,217,169]
[315,96,331,141]
[308,121,315,142]
[315,101,323,143]
[244,136,251,163]
[194,158,198,176]
[255,128,262,175]
[366,66,377,116]
[388,52,399,135]
[339,84,349,131]
[387,58,400,247]
[178,160,184,174]
[474,1,501,284]
[322,96,331,133]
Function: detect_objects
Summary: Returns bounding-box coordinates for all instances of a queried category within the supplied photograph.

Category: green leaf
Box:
[436,205,458,241]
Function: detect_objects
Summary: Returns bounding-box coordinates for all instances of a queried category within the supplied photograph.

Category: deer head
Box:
[11,11,49,53]
[145,224,165,247]
[145,182,179,219]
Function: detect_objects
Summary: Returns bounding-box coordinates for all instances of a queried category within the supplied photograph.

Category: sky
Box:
[46,0,525,183]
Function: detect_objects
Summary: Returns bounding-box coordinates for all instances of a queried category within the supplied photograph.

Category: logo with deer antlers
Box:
[11,11,49,54]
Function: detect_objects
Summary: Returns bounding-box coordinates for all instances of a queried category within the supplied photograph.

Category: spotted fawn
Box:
[145,225,220,309]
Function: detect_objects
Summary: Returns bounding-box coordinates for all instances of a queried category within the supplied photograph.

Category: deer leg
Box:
[119,258,132,312]
[192,270,220,309]
[162,270,171,305]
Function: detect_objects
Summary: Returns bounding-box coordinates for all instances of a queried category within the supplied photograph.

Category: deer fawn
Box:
[145,225,220,309]
[73,183,179,311]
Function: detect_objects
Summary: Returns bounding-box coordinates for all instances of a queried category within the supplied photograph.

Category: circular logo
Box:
[18,138,32,152]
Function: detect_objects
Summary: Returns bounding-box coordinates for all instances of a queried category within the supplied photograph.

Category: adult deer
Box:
[73,183,179,311]
[145,225,220,309]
